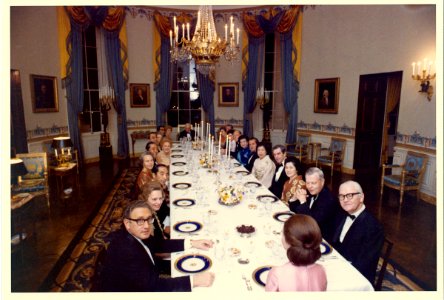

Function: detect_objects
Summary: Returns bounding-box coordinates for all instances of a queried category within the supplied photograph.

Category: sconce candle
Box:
[411,58,436,101]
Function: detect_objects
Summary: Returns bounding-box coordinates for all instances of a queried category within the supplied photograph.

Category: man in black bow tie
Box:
[97,200,215,291]
[269,145,291,198]
[329,180,384,285]
[289,167,340,239]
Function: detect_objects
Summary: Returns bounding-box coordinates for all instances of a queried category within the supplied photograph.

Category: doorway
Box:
[353,71,402,176]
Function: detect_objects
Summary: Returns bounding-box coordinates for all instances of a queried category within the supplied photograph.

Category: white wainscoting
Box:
[392,146,436,199]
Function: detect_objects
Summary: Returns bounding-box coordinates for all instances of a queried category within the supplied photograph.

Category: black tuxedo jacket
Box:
[179,130,196,141]
[269,161,289,198]
[245,152,258,172]
[329,209,384,284]
[99,228,191,292]
[289,186,340,239]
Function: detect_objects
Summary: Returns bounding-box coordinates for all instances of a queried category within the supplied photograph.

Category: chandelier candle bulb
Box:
[173,16,176,32]
[169,30,173,47]
[187,23,190,40]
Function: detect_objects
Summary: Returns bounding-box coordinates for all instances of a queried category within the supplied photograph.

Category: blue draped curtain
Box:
[65,19,88,163]
[280,31,299,144]
[154,35,173,127]
[65,6,129,159]
[197,73,216,136]
[243,7,300,144]
[242,37,264,138]
[104,30,129,157]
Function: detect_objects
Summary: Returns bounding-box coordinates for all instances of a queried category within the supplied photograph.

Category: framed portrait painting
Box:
[30,74,59,113]
[218,82,239,107]
[314,77,339,114]
[130,83,150,107]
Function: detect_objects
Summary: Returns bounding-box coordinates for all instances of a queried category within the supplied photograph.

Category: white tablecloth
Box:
[168,144,373,292]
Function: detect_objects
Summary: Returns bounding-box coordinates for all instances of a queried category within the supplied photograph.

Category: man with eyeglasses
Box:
[328,180,384,284]
[289,167,340,239]
[98,200,215,291]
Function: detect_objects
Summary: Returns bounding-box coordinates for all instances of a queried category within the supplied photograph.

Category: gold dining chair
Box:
[286,133,311,163]
[316,137,346,177]
[380,151,428,205]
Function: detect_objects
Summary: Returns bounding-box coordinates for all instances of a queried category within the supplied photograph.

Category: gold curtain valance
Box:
[153,11,194,37]
[242,5,301,38]
[65,6,125,32]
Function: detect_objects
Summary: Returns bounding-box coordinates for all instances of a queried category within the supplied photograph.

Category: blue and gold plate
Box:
[172,183,191,189]
[252,266,273,287]
[173,221,202,233]
[321,241,332,255]
[256,195,279,203]
[272,211,295,222]
[175,254,212,274]
[173,198,196,207]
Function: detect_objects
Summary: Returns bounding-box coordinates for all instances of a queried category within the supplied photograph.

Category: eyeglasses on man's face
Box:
[126,217,154,226]
[338,192,361,201]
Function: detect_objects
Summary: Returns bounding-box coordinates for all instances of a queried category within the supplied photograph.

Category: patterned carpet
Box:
[42,167,421,292]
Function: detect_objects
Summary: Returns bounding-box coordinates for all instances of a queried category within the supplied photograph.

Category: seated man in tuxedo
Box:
[245,137,259,172]
[153,164,170,206]
[98,200,215,292]
[269,145,290,198]
[178,123,196,141]
[328,180,384,284]
[289,167,340,239]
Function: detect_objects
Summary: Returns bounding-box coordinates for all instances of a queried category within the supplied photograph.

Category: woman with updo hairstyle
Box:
[265,214,327,291]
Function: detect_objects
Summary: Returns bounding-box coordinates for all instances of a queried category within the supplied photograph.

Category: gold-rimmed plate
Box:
[175,254,212,274]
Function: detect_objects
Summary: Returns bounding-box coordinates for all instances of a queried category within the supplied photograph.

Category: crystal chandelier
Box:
[169,5,240,75]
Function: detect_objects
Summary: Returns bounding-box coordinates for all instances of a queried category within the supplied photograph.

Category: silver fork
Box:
[242,274,252,291]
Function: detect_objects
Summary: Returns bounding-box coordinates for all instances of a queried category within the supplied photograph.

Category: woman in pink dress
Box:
[265,214,327,291]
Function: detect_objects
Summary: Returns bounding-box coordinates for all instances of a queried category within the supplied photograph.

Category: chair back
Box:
[404,151,428,179]
[297,133,311,148]
[330,137,345,153]
[374,238,394,291]
[16,152,48,180]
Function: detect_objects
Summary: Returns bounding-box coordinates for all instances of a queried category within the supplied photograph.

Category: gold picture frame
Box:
[130,83,150,107]
[30,74,59,113]
[218,82,239,107]
[314,77,339,114]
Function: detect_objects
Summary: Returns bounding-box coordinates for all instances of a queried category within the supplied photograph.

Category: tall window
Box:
[79,25,101,133]
[167,61,201,126]
[264,32,287,131]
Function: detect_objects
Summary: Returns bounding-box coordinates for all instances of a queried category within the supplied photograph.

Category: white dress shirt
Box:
[339,205,366,242]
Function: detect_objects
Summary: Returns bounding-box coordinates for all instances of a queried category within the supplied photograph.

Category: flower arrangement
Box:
[218,184,245,206]
[192,140,203,150]
[199,153,213,168]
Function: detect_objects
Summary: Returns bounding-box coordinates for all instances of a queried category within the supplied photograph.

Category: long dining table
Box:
[168,142,373,292]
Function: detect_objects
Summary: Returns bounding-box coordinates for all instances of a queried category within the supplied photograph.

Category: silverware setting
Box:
[242,274,252,291]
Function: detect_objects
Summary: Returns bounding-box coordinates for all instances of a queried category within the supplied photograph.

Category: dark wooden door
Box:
[353,73,388,175]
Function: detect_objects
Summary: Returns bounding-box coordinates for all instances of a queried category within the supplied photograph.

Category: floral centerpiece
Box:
[218,184,245,206]
[199,153,213,168]
[192,140,203,150]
